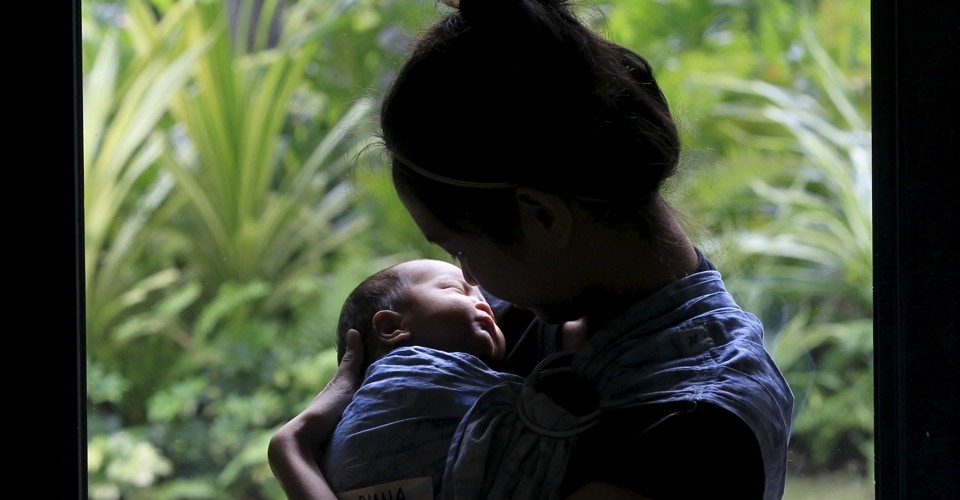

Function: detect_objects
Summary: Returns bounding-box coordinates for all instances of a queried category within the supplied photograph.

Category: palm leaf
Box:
[160,0,372,309]
[83,4,208,340]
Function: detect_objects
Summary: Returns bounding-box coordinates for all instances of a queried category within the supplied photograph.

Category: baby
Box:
[319,259,525,500]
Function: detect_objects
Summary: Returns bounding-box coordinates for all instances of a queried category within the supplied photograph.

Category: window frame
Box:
[872,0,960,497]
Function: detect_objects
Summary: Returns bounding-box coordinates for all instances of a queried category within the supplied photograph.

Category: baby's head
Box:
[336,259,507,370]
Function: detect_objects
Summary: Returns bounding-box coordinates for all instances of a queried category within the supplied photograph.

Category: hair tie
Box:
[392,151,518,189]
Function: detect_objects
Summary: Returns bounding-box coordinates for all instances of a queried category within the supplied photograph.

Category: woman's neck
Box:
[570,201,699,336]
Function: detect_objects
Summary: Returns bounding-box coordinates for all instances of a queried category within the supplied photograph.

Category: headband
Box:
[392,151,520,189]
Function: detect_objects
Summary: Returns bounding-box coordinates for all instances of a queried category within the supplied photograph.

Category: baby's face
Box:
[395,260,507,361]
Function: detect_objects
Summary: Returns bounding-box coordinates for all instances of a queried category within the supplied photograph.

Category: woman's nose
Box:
[461,260,478,286]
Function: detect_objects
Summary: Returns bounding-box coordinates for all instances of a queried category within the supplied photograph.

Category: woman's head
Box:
[336,259,506,370]
[381,0,681,241]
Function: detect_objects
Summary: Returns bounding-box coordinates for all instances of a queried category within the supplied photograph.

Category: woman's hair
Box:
[381,0,681,241]
[335,264,416,367]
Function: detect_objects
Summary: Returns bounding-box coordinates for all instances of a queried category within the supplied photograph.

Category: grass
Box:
[784,473,875,499]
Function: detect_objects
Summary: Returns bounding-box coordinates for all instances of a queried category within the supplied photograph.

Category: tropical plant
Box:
[83,0,394,496]
[82,0,204,355]
[83,1,207,497]
[159,0,372,297]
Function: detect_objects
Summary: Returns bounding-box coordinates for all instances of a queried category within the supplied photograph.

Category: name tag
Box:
[336,476,433,500]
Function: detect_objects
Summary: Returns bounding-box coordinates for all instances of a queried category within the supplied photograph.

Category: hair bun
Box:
[457,0,531,27]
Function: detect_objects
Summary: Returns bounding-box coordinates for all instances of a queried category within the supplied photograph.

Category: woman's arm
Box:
[268,329,366,500]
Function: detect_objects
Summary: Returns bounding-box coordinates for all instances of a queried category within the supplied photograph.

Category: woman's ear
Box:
[372,310,412,347]
[515,187,573,248]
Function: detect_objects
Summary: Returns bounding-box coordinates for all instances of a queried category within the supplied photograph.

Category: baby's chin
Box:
[475,336,506,363]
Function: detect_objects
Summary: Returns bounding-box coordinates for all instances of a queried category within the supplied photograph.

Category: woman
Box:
[268,0,794,498]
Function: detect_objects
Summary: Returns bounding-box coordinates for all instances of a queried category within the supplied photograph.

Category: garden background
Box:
[81,0,874,498]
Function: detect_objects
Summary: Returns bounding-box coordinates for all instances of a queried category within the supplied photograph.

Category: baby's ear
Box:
[372,310,411,346]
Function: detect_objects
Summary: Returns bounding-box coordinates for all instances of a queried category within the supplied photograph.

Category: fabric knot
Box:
[517,351,601,438]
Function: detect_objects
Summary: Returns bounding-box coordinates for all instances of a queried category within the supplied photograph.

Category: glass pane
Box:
[80,0,873,498]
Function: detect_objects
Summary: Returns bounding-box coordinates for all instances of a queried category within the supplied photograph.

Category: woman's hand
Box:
[267,329,366,499]
[560,317,590,350]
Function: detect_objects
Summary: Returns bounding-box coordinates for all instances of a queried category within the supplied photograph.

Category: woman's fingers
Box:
[320,329,364,401]
[338,329,365,389]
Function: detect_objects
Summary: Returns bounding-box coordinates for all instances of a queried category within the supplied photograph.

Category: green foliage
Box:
[82,0,203,346]
[83,0,404,496]
[158,0,373,300]
[88,430,175,499]
[282,0,439,124]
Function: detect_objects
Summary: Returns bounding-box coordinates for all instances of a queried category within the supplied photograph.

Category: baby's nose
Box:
[475,300,494,317]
